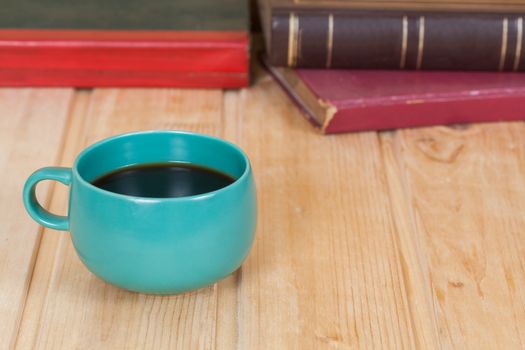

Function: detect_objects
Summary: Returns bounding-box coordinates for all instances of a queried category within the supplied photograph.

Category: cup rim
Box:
[72,130,251,202]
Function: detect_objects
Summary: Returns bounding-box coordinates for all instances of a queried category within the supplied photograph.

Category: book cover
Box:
[259,0,525,71]
[0,0,249,87]
[265,63,525,133]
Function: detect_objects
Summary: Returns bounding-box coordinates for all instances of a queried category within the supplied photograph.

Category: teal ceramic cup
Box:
[23,131,256,294]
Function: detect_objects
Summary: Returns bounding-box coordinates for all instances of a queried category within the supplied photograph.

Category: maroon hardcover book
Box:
[265,63,525,133]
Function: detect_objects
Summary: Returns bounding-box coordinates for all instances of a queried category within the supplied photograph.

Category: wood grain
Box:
[0,88,73,350]
[229,76,415,349]
[381,123,525,349]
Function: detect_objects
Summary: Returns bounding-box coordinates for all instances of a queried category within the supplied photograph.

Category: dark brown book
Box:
[259,0,525,71]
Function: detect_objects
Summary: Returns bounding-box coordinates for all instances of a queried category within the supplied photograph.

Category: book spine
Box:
[269,10,525,71]
[0,30,249,87]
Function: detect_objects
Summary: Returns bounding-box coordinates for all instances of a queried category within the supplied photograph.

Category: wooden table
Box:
[2,71,525,349]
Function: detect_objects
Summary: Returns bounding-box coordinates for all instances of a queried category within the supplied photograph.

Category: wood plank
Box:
[380,131,445,350]
[16,89,225,349]
[214,91,243,349]
[381,123,525,348]
[225,76,416,348]
[0,88,73,350]
[15,91,92,350]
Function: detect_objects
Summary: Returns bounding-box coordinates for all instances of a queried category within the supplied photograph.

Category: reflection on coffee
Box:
[91,162,235,198]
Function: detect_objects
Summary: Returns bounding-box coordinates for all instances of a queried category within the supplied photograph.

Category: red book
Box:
[265,63,525,133]
[0,0,248,88]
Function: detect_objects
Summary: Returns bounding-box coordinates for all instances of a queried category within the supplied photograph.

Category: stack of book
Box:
[258,0,525,133]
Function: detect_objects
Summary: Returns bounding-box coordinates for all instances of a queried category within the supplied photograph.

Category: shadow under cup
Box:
[26,131,257,294]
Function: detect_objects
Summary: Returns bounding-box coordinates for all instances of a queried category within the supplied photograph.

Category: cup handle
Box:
[23,167,72,231]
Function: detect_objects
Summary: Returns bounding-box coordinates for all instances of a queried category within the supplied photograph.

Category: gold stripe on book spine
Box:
[287,12,299,67]
[326,14,334,68]
[400,15,408,69]
[416,16,425,69]
[499,18,509,71]
[514,17,523,71]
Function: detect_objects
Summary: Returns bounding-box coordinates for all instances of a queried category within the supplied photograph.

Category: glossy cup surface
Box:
[24,131,257,294]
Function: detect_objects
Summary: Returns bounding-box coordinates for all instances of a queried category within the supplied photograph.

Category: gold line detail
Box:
[400,15,408,69]
[287,12,299,67]
[499,17,509,71]
[326,14,334,68]
[416,16,425,70]
[514,17,523,71]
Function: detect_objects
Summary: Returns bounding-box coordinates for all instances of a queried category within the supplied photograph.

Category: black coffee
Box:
[91,163,235,198]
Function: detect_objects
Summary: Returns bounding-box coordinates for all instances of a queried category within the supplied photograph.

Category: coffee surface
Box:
[91,163,235,198]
